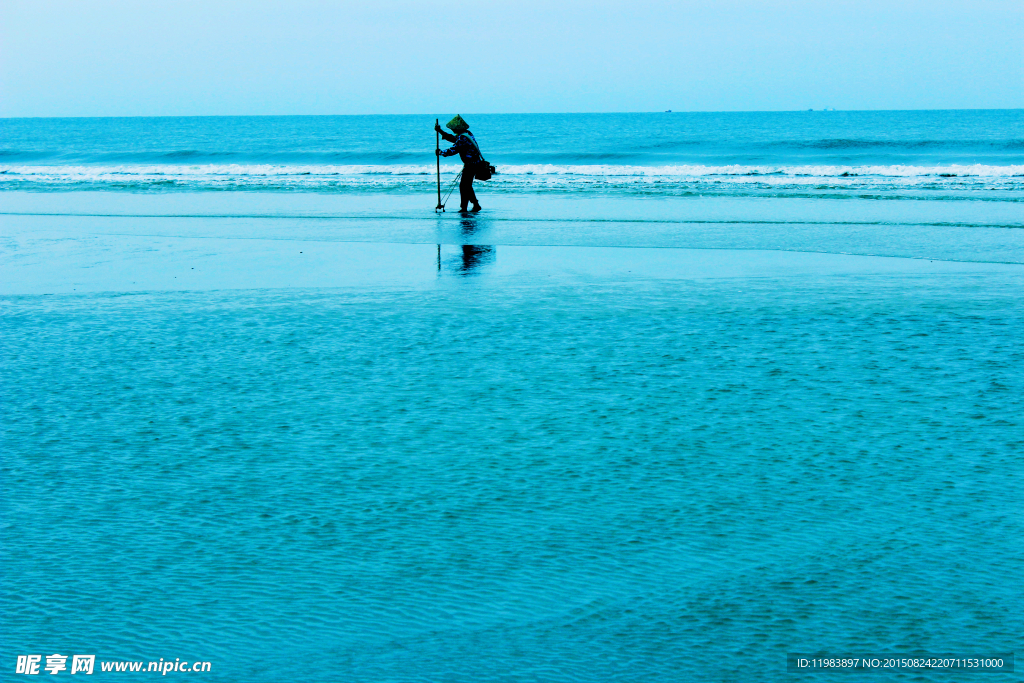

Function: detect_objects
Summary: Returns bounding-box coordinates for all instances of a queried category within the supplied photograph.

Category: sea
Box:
[2,111,1022,681]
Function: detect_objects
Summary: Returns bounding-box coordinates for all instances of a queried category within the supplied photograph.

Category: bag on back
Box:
[475,160,496,181]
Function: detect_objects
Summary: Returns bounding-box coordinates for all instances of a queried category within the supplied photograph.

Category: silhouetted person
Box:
[435,115,482,212]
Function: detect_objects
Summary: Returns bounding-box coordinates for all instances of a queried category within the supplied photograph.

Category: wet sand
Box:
[2,191,1021,296]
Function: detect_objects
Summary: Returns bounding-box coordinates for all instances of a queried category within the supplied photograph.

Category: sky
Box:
[1,0,1021,117]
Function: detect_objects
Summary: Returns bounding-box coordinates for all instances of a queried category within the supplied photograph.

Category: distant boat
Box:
[665,110,672,113]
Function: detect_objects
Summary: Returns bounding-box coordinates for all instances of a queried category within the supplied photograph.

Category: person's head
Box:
[446,115,469,134]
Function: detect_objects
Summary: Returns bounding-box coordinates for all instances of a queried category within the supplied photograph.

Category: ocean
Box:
[2,111,1023,199]
[2,111,1022,681]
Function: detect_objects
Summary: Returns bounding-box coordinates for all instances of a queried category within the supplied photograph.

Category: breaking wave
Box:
[2,163,1023,197]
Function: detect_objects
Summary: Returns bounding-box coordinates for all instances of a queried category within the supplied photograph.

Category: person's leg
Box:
[460,166,480,211]
[459,167,474,211]
[469,172,480,211]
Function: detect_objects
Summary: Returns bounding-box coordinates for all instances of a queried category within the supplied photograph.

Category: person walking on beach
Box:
[435,115,483,212]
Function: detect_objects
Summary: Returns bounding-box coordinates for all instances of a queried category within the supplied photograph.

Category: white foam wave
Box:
[3,162,1024,179]
[2,163,1022,194]
[496,163,1024,178]
[0,163,440,180]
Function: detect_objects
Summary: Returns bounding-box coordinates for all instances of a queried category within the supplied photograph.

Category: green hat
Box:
[446,115,469,134]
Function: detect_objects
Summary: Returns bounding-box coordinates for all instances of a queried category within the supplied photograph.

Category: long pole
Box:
[435,119,443,211]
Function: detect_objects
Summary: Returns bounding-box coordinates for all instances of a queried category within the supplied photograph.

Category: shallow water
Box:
[2,112,1023,681]
[4,271,1023,681]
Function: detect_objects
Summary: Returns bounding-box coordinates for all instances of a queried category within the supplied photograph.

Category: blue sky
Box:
[1,0,1020,116]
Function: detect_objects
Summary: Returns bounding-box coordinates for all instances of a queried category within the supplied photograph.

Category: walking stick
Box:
[435,119,444,211]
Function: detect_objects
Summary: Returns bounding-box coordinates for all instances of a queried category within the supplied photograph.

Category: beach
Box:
[3,112,1023,680]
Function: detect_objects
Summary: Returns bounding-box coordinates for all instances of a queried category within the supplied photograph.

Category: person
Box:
[435,115,482,212]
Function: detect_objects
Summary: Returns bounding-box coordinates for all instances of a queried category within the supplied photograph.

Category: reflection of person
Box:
[435,115,482,213]
[460,245,494,274]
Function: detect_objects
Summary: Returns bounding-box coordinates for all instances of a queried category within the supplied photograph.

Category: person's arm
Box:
[435,123,457,143]
[438,134,468,157]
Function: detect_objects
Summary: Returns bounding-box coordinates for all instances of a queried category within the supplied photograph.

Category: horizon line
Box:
[3,108,1022,121]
